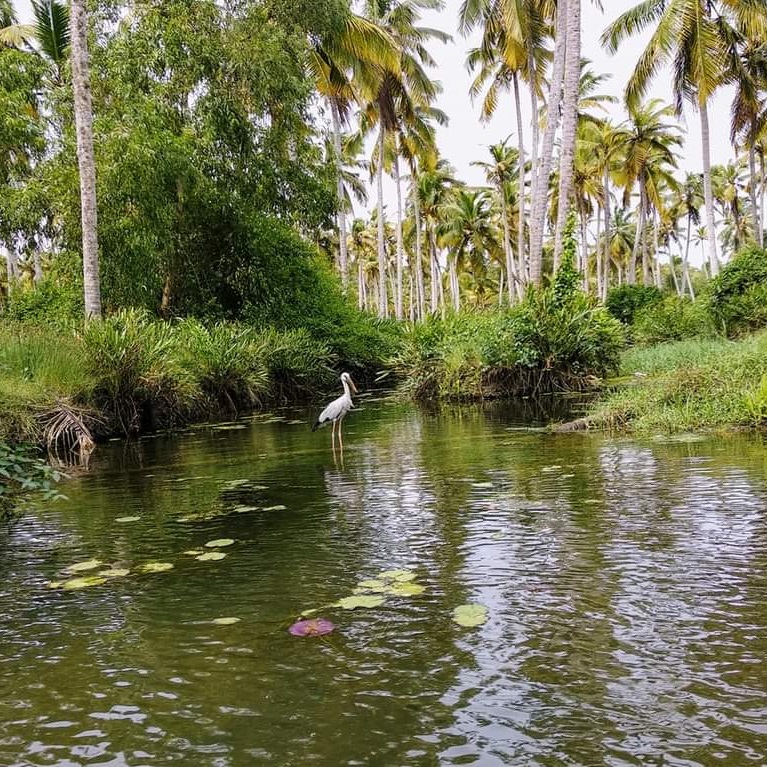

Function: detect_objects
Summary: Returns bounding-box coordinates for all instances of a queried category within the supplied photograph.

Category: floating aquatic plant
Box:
[389,582,425,597]
[62,576,107,590]
[262,505,287,512]
[452,604,488,627]
[195,551,226,562]
[184,549,205,556]
[212,617,241,625]
[115,516,140,523]
[138,562,174,573]
[65,559,103,573]
[289,618,334,636]
[99,568,130,578]
[205,538,234,548]
[335,595,385,610]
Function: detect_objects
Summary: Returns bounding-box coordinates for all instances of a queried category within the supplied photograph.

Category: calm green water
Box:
[2,395,767,766]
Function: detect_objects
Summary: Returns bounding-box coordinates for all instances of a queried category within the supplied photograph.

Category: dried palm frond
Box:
[38,401,102,456]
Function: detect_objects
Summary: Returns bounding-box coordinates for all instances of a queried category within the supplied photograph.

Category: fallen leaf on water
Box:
[205,538,234,548]
[452,604,488,628]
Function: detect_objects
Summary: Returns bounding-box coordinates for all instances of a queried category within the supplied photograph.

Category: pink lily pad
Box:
[289,618,335,637]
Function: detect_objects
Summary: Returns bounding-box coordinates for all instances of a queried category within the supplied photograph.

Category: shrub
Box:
[708,246,767,336]
[173,319,269,414]
[83,309,195,434]
[605,284,663,325]
[0,441,62,520]
[632,295,715,345]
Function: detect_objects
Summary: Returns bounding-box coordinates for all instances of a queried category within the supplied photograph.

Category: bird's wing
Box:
[318,395,344,424]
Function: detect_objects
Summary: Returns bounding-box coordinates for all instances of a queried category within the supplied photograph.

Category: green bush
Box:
[632,295,715,345]
[708,247,767,336]
[605,284,663,325]
[0,441,62,520]
[83,309,195,434]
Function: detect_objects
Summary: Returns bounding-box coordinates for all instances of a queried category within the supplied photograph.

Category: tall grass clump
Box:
[391,213,624,401]
[83,309,195,434]
[173,319,269,414]
[590,331,767,432]
[631,295,715,344]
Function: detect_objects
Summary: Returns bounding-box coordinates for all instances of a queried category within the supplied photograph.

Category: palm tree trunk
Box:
[553,0,581,268]
[602,169,611,301]
[393,153,404,320]
[630,180,645,285]
[527,48,540,199]
[376,128,388,318]
[412,182,425,321]
[70,0,101,319]
[429,227,439,314]
[3,245,17,289]
[513,72,526,286]
[449,256,459,312]
[358,261,365,310]
[595,202,602,298]
[651,210,661,289]
[500,188,515,304]
[683,215,694,300]
[528,0,568,284]
[330,101,349,291]
[699,102,719,276]
[761,150,766,247]
[748,134,760,243]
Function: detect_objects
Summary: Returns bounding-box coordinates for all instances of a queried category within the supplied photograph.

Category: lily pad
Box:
[205,538,234,548]
[99,568,130,578]
[196,551,227,562]
[289,618,334,636]
[452,604,488,628]
[115,516,140,523]
[62,576,107,590]
[358,579,386,590]
[212,617,241,625]
[336,595,385,610]
[46,580,64,589]
[65,559,103,573]
[138,562,174,573]
[379,569,414,581]
[262,505,287,512]
[389,582,425,597]
[184,549,205,556]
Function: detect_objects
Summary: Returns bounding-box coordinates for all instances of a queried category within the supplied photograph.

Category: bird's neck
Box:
[342,379,352,399]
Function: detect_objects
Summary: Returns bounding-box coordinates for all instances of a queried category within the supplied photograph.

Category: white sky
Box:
[13,0,736,217]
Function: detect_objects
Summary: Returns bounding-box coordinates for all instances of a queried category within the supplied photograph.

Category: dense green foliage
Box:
[631,295,715,344]
[605,284,663,325]
[590,332,767,432]
[708,247,767,337]
[0,441,62,520]
[391,244,624,401]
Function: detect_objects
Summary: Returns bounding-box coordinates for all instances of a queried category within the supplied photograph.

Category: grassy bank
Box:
[588,331,767,433]
[0,310,394,448]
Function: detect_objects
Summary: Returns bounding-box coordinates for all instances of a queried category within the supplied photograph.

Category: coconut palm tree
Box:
[613,99,681,285]
[70,0,100,318]
[712,161,751,257]
[602,0,767,279]
[309,11,398,290]
[472,139,520,302]
[671,172,704,298]
[439,188,501,311]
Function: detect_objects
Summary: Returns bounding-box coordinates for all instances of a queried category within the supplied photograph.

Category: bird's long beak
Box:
[349,377,358,394]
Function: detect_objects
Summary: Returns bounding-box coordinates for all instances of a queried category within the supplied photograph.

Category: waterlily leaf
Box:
[184,549,204,556]
[213,424,246,430]
[196,552,227,562]
[212,617,240,625]
[65,559,103,573]
[393,572,416,583]
[452,604,488,627]
[62,576,107,590]
[262,505,287,512]
[205,538,234,548]
[115,516,140,523]
[138,562,174,573]
[99,568,130,578]
[472,482,494,488]
[234,505,260,513]
[389,582,425,597]
[46,581,64,589]
[358,579,386,590]
[378,569,413,581]
[335,595,385,610]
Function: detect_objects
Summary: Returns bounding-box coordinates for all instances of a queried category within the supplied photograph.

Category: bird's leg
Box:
[338,419,344,451]
[331,420,336,452]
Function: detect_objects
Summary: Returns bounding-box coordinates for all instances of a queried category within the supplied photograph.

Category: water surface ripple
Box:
[1,399,766,766]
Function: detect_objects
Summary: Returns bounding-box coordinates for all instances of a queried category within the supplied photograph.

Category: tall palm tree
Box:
[70,0,101,318]
[309,12,398,290]
[671,172,703,298]
[362,0,449,319]
[472,139,520,302]
[439,188,501,311]
[602,0,767,278]
[613,99,681,285]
